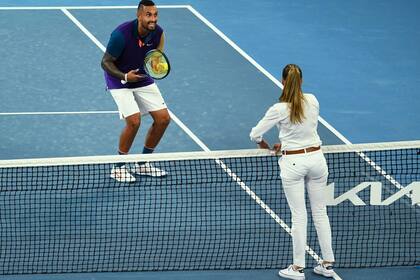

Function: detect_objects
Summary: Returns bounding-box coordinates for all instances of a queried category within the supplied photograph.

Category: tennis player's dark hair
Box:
[280,64,305,124]
[138,0,155,10]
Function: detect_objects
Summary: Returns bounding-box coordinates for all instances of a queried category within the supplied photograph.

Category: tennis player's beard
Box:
[143,22,156,31]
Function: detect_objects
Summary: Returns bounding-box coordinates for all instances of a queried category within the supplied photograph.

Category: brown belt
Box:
[281,146,321,155]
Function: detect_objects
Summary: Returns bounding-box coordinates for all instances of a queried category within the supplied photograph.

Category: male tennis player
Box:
[101,0,170,182]
[250,64,335,279]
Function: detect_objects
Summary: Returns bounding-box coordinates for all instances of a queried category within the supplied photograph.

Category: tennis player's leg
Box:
[130,83,170,177]
[306,152,335,277]
[133,83,170,151]
[109,88,142,182]
[119,113,141,153]
[145,108,170,150]
[278,156,307,279]
[110,88,143,153]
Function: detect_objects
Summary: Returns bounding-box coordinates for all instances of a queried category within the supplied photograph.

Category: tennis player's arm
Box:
[101,52,125,81]
[101,51,145,82]
[150,33,165,71]
[101,30,144,82]
[157,32,165,51]
[101,30,126,80]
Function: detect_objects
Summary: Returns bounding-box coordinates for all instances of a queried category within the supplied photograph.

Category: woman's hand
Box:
[272,143,282,155]
[257,139,270,149]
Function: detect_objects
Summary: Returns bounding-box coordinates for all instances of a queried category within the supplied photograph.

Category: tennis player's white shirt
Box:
[250,93,335,269]
[110,83,167,119]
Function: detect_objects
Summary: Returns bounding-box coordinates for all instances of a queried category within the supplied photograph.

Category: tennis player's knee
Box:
[155,114,170,128]
[125,116,141,130]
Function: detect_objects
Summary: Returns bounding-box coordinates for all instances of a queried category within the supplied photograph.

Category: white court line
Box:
[0,111,118,116]
[0,5,189,10]
[168,112,210,152]
[59,7,327,269]
[61,8,105,52]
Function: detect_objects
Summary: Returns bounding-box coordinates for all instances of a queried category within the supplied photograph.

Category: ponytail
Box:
[280,64,305,124]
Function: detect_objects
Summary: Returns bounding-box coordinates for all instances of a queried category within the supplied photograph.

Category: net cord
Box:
[1,140,419,168]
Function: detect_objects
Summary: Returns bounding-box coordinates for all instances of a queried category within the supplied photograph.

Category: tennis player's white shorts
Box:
[110,83,167,119]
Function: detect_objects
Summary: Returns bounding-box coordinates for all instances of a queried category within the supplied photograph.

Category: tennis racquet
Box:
[143,49,171,80]
[120,49,171,84]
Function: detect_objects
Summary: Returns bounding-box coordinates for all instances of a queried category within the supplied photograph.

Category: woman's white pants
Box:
[279,150,335,268]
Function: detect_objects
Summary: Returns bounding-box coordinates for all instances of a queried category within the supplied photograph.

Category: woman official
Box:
[250,64,335,279]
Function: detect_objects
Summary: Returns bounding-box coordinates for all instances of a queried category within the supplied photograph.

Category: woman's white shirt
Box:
[249,93,322,151]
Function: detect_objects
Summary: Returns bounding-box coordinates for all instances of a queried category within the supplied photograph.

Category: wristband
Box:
[124,73,128,82]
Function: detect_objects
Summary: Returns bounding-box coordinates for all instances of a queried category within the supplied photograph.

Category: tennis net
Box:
[0,141,419,274]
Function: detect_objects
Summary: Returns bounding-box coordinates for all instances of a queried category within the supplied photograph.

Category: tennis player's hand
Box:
[126,69,147,82]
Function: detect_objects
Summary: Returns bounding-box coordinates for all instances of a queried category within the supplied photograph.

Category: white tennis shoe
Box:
[313,263,335,277]
[110,165,136,183]
[131,162,167,177]
[278,265,305,280]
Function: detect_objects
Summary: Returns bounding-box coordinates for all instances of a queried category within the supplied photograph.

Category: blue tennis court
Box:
[0,1,419,279]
